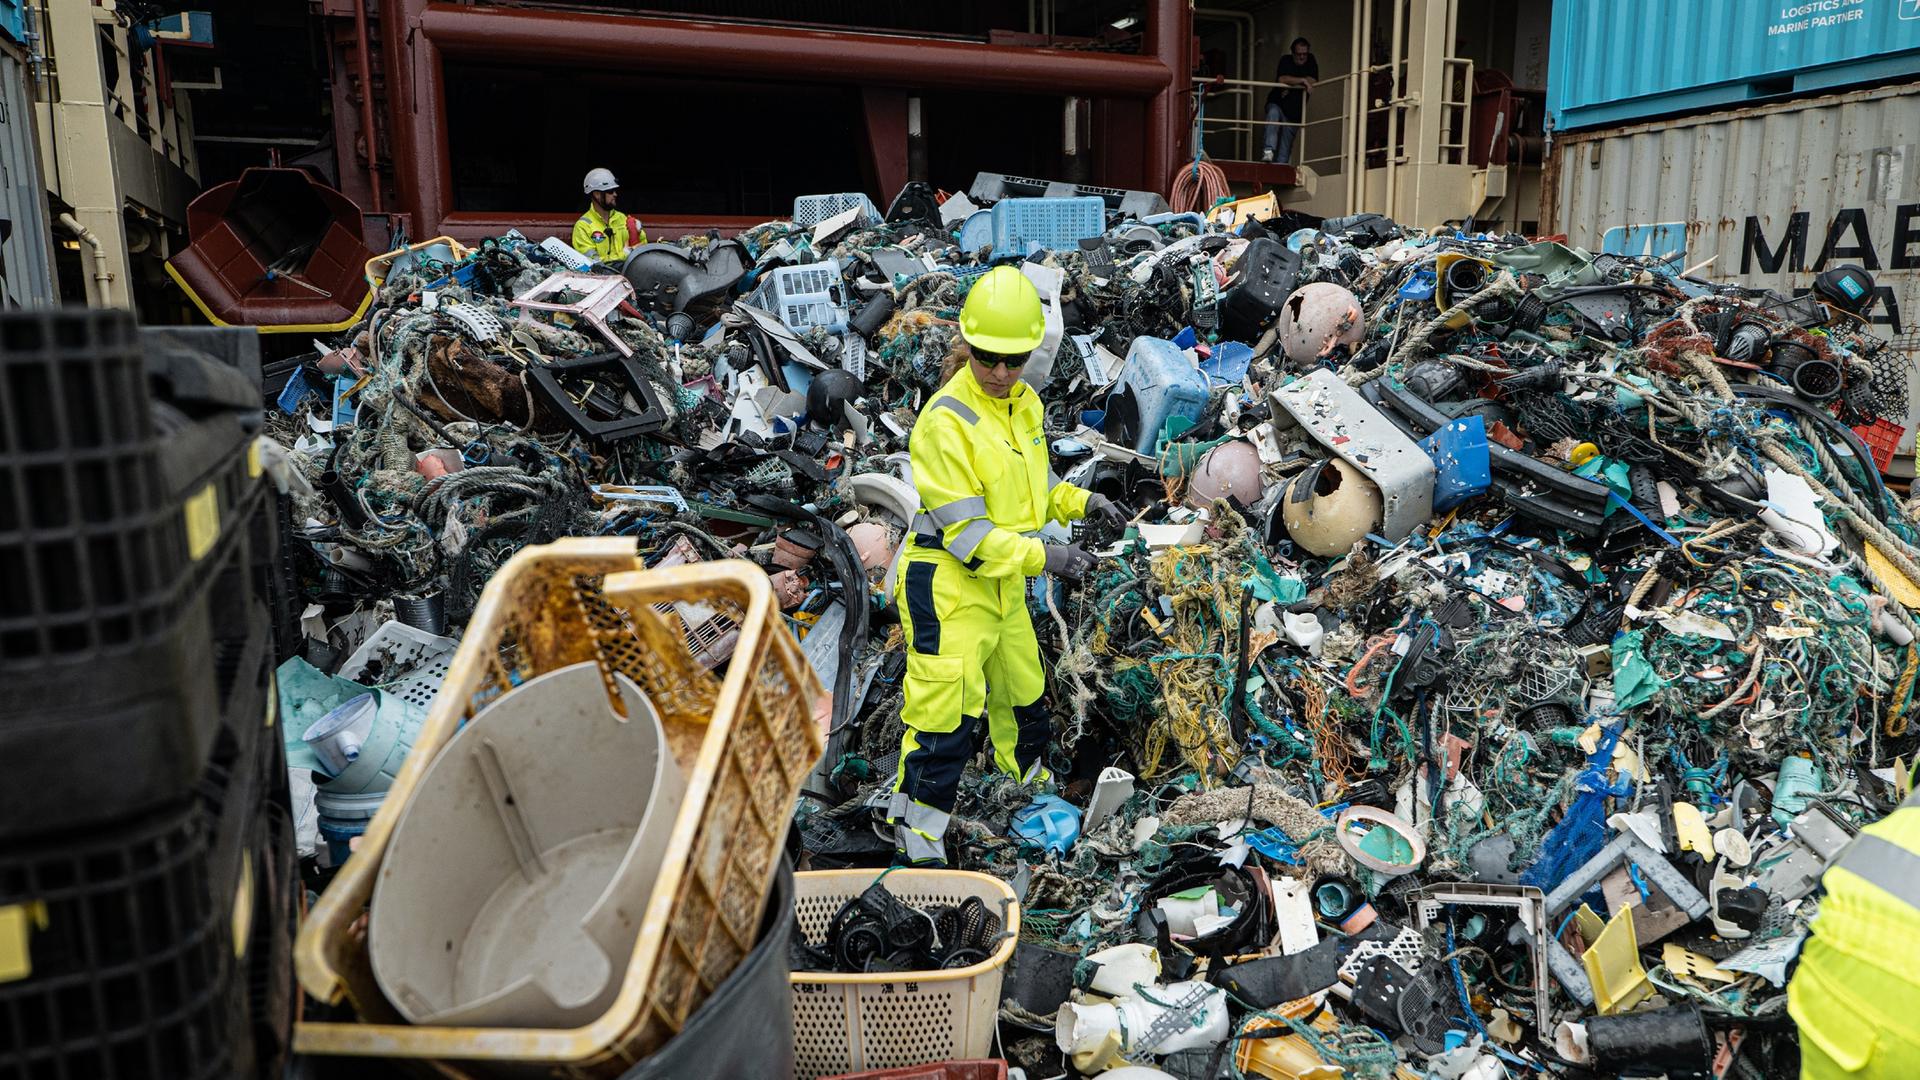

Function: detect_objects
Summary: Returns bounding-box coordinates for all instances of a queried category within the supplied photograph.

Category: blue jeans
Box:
[1263,102,1299,163]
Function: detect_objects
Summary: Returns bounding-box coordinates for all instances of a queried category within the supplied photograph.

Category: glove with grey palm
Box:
[1043,543,1097,582]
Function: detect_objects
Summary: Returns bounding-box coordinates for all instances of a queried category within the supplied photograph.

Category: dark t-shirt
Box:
[1267,55,1319,117]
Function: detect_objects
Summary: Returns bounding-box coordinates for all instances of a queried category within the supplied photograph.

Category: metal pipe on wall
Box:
[352,0,381,212]
[1346,0,1367,210]
[1142,0,1189,194]
[1385,0,1406,218]
[907,96,926,181]
[417,5,1171,97]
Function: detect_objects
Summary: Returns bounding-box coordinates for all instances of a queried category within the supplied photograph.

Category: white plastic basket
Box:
[790,869,1019,1080]
[336,620,456,713]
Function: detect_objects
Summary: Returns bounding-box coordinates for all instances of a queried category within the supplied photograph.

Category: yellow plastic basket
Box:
[364,235,472,290]
[292,538,825,1075]
[790,869,1020,1080]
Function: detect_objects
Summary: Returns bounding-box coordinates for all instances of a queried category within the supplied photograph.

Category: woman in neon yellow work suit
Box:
[887,266,1125,867]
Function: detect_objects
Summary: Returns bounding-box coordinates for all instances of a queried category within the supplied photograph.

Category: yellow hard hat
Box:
[959,265,1046,354]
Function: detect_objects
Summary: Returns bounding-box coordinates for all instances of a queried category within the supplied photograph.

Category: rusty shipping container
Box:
[1543,80,1920,473]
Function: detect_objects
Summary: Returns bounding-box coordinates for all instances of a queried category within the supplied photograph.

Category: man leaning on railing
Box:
[1263,37,1318,164]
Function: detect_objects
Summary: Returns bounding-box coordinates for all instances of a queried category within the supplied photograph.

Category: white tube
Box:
[57,213,113,299]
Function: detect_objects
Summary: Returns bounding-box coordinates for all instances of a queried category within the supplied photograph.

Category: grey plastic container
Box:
[368,662,686,1028]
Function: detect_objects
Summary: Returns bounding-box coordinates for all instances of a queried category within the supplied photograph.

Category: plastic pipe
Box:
[352,0,383,211]
[57,213,113,300]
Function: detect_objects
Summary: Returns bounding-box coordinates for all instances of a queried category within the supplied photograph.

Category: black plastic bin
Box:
[0,311,273,836]
[622,858,797,1080]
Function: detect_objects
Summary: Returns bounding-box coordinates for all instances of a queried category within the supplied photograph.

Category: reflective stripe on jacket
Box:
[571,206,630,262]
[907,363,1090,577]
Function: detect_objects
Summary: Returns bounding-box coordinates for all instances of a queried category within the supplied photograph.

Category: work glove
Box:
[1043,543,1096,582]
[1085,494,1128,532]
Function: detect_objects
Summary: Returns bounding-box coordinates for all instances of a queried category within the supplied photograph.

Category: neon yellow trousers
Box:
[888,544,1051,865]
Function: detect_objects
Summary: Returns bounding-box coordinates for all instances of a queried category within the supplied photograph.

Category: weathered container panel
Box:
[1548,0,1920,131]
[0,44,54,307]
[1546,82,1920,471]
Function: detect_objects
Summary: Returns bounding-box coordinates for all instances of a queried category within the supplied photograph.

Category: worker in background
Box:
[1261,37,1318,164]
[888,266,1127,868]
[1788,783,1920,1077]
[571,168,646,263]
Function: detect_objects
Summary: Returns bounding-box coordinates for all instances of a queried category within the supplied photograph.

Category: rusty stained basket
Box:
[292,538,825,1075]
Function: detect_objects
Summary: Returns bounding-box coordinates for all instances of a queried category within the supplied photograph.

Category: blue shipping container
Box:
[1549,0,1920,131]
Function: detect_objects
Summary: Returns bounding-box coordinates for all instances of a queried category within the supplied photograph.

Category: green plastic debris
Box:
[1611,629,1667,711]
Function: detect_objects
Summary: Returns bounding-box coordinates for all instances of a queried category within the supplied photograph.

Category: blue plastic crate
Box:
[748,261,849,334]
[990,196,1107,258]
[792,193,881,229]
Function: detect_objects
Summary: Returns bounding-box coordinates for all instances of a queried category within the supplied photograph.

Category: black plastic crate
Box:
[0,310,274,837]
[0,312,262,665]
[0,806,233,1080]
[0,696,291,1080]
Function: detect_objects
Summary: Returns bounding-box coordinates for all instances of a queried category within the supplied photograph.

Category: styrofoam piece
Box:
[1273,368,1436,541]
[369,663,685,1028]
[1082,767,1135,833]
[939,191,979,227]
[337,620,457,715]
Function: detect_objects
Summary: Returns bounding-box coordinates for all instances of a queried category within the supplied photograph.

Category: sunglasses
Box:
[974,349,1030,371]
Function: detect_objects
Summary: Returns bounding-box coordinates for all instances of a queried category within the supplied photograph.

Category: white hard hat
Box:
[583,168,619,194]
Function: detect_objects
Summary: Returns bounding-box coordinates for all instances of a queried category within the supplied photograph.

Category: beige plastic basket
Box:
[791,869,1021,1080]
[292,538,825,1075]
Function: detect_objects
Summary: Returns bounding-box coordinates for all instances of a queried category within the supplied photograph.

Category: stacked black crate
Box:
[0,311,294,1079]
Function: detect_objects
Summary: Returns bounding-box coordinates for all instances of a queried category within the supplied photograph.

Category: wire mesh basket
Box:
[293,539,825,1075]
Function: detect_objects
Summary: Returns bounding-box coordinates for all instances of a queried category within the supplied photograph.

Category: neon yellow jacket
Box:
[909,363,1091,578]
[571,206,637,262]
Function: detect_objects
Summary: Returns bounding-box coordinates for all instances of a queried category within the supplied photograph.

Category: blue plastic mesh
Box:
[990,196,1106,258]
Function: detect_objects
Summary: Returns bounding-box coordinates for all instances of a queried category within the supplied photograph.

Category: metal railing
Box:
[1190,73,1355,172]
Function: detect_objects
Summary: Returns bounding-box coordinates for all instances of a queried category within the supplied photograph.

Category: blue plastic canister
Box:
[1105,337,1210,455]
